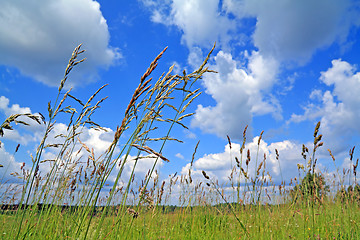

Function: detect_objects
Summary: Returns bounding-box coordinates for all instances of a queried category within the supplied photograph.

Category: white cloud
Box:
[35,122,117,167]
[184,129,197,139]
[0,96,31,116]
[144,0,359,63]
[0,94,166,189]
[142,0,235,48]
[180,135,355,194]
[191,50,281,139]
[110,153,165,188]
[80,127,114,156]
[0,95,169,202]
[187,47,204,68]
[0,129,36,146]
[225,0,358,63]
[0,95,117,181]
[289,59,360,154]
[142,0,360,143]
[181,136,303,185]
[0,0,121,87]
[0,145,23,183]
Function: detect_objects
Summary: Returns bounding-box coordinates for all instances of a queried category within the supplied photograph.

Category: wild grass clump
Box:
[0,43,215,239]
[1,44,360,239]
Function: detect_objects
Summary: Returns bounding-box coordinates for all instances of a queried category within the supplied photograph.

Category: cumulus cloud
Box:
[0,94,166,190]
[142,0,235,48]
[142,0,360,142]
[180,135,353,196]
[34,122,116,165]
[144,0,359,63]
[106,153,165,189]
[0,0,121,87]
[0,95,116,181]
[225,0,358,63]
[191,50,281,139]
[289,59,360,153]
[181,136,303,185]
[0,96,31,116]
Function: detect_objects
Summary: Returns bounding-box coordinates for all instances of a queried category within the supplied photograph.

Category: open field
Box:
[1,45,360,239]
[1,202,360,239]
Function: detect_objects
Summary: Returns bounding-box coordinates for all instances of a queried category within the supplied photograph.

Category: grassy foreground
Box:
[1,202,359,239]
[1,44,360,239]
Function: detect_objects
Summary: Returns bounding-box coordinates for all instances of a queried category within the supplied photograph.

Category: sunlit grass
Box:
[1,44,360,239]
[1,202,359,239]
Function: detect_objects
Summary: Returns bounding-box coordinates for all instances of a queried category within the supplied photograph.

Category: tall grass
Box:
[1,44,360,239]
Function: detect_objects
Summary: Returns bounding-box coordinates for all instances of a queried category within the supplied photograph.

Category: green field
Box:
[1,201,360,239]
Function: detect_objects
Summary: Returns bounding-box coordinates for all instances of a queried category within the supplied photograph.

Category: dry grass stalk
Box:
[240,125,248,155]
[258,131,264,145]
[112,47,168,145]
[188,140,200,184]
[246,149,251,166]
[0,113,43,138]
[131,144,170,162]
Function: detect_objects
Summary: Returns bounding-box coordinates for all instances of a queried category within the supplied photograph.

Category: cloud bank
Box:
[181,136,303,186]
[225,0,357,62]
[142,0,236,48]
[142,0,360,141]
[0,0,121,87]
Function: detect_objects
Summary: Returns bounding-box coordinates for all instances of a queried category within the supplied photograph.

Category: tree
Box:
[336,184,360,204]
[291,171,329,203]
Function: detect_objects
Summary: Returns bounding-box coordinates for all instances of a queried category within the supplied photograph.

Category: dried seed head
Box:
[243,125,248,138]
[258,131,264,145]
[349,146,355,161]
[315,142,324,149]
[240,167,248,179]
[328,149,336,162]
[240,125,248,154]
[297,164,304,170]
[15,144,20,153]
[114,125,122,142]
[235,157,240,167]
[314,134,322,146]
[314,121,321,138]
[227,135,232,149]
[202,170,210,180]
[353,159,359,176]
[307,159,311,169]
[246,149,251,166]
[190,140,200,167]
[256,161,264,176]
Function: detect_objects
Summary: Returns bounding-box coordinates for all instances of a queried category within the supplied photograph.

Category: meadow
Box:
[1,44,360,239]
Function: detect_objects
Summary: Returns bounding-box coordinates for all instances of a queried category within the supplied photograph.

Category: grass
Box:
[1,44,360,239]
[1,203,359,239]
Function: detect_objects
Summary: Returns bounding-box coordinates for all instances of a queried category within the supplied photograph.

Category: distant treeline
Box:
[0,203,248,215]
[0,203,183,215]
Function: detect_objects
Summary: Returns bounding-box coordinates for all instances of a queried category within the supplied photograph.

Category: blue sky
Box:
[1,0,360,190]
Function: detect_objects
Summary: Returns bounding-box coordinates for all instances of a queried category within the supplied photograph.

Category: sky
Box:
[1,0,360,195]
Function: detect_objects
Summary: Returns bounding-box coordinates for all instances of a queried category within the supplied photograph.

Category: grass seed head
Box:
[314,121,321,138]
[202,170,210,180]
[258,131,264,145]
